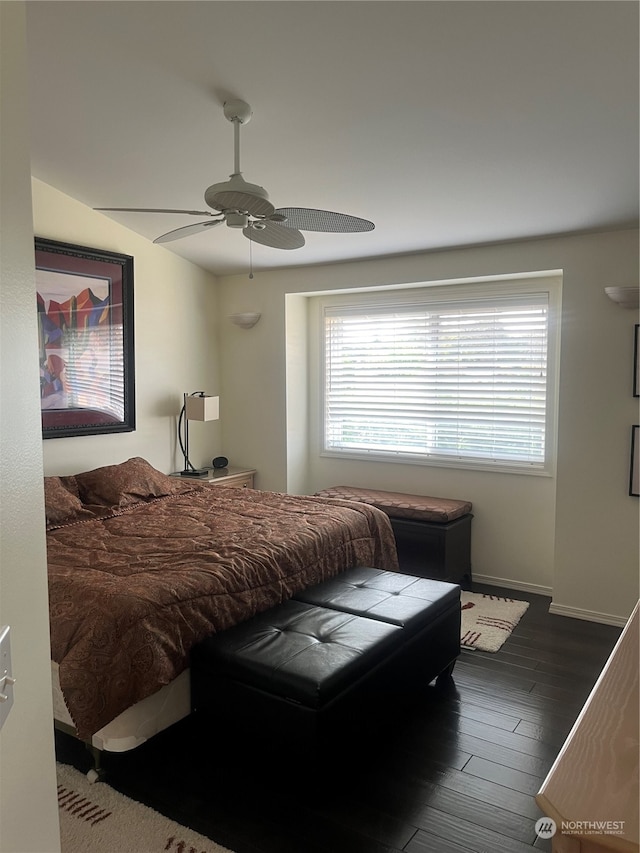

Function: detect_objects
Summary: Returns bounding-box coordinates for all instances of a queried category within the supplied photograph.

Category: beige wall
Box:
[32,180,221,477]
[0,5,60,851]
[217,228,639,623]
[1,44,219,846]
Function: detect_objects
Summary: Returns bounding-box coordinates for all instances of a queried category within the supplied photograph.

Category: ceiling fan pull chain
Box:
[233,117,241,176]
[248,229,254,279]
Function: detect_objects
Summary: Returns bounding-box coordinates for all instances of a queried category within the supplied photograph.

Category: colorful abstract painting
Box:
[35,239,135,438]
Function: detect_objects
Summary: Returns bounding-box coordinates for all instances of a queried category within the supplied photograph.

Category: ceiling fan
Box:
[95,100,374,250]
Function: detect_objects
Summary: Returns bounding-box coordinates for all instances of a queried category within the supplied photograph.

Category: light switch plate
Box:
[0,626,14,730]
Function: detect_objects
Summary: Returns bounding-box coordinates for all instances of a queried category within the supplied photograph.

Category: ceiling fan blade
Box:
[154,219,224,244]
[243,221,305,250]
[275,208,375,233]
[95,207,217,216]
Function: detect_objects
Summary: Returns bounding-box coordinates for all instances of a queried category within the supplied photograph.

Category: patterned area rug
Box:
[461,592,529,652]
[58,762,233,853]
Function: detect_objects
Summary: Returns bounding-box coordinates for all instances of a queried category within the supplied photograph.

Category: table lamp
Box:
[178,391,219,476]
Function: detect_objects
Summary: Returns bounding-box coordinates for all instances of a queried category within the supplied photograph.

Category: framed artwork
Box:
[35,238,135,438]
[630,425,640,497]
[634,325,639,397]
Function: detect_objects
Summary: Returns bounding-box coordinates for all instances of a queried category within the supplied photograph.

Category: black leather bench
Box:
[191,569,460,741]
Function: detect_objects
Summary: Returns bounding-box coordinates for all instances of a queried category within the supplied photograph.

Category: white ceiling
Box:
[25,1,639,278]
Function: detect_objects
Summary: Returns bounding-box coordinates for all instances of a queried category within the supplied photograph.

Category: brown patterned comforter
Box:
[47,485,398,739]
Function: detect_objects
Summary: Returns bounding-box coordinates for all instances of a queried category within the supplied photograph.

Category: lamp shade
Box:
[185,394,219,422]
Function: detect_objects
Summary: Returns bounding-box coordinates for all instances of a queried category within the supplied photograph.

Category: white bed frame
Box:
[52,662,190,779]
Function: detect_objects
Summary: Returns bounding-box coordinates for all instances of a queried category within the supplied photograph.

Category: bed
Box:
[45,457,399,759]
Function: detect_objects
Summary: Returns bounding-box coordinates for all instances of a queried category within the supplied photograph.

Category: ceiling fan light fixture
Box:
[226,212,248,229]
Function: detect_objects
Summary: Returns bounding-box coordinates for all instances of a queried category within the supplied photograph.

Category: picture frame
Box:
[630,425,639,497]
[35,237,135,439]
[634,324,639,397]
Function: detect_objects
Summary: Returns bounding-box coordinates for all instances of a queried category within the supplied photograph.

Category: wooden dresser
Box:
[536,601,639,852]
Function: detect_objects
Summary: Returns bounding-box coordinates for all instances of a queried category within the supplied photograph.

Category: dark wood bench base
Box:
[390,514,473,587]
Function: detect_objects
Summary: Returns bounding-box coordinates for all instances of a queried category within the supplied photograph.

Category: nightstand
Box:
[170,466,256,489]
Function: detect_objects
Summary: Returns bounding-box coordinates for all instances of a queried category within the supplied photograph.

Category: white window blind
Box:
[323,293,550,470]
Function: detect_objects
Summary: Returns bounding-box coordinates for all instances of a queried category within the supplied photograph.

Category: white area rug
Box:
[58,762,234,853]
[460,592,529,652]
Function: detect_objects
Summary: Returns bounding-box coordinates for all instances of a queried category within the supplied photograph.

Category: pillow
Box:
[44,476,92,527]
[74,457,177,508]
[59,474,81,499]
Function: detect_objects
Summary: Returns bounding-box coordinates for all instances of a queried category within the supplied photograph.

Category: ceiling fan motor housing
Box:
[204,175,274,218]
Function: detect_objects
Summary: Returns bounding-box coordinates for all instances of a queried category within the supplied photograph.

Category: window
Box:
[321,280,559,474]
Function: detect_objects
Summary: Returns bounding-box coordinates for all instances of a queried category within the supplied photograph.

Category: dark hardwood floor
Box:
[55,582,622,853]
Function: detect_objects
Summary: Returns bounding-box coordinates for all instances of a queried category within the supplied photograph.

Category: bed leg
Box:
[85,743,106,783]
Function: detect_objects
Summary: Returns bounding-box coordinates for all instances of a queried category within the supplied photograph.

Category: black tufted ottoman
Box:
[295,567,461,691]
[294,566,460,637]
[191,570,460,741]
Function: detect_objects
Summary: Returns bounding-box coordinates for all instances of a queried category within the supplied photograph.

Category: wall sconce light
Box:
[178,392,219,476]
[229,312,261,329]
[604,287,640,309]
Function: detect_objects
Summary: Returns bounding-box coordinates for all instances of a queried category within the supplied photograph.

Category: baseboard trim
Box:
[472,573,552,598]
[473,572,628,628]
[548,602,629,627]
[470,574,630,625]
